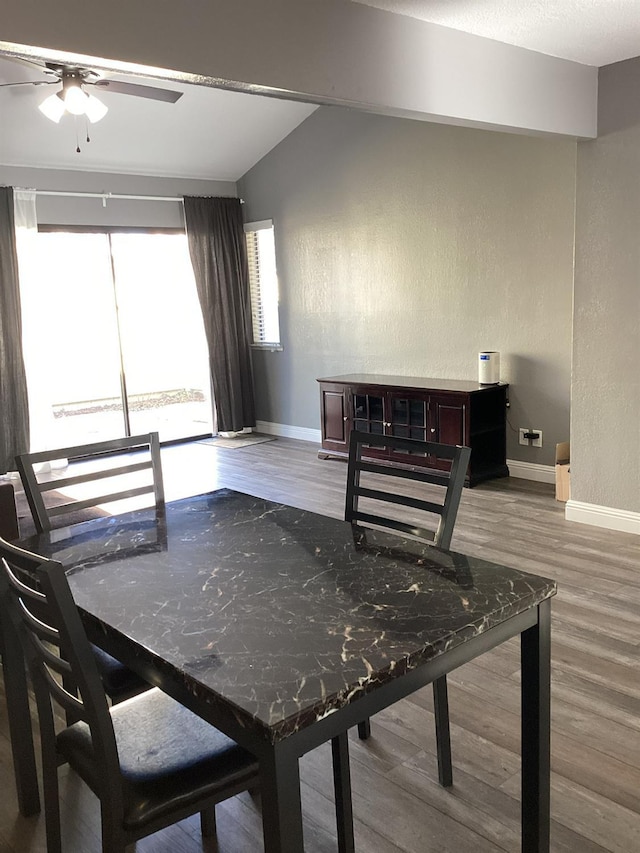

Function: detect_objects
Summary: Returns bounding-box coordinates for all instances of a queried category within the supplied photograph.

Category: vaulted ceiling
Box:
[2,2,638,181]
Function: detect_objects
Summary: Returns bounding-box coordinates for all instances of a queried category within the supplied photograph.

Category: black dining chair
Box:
[15,433,166,705]
[345,430,471,787]
[0,536,261,853]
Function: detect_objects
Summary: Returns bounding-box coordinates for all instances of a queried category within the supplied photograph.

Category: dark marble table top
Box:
[21,489,556,744]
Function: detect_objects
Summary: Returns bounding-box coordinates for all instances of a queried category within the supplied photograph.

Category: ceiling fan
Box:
[0,61,183,124]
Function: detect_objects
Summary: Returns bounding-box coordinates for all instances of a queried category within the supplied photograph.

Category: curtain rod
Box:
[34,190,183,203]
[33,190,243,205]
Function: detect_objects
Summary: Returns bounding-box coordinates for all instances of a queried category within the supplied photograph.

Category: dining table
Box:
[7,488,556,852]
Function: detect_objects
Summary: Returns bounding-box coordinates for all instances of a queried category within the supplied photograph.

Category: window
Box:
[244,219,281,348]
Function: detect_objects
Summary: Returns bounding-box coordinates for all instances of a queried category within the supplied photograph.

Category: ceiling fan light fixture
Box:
[63,82,89,115]
[38,92,66,123]
[84,92,108,123]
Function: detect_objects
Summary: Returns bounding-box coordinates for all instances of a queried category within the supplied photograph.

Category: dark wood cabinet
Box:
[317,374,509,486]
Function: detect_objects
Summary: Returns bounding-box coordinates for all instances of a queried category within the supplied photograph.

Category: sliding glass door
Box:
[110,232,212,440]
[23,229,213,446]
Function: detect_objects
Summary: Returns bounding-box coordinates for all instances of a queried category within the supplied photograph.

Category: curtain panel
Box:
[0,187,30,473]
[183,196,256,433]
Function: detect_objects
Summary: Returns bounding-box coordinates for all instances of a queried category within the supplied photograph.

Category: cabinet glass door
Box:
[389,395,429,456]
[353,392,385,435]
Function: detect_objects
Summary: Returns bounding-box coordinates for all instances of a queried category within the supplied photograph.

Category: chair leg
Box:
[201,806,217,838]
[99,795,129,852]
[41,757,63,853]
[357,718,371,740]
[0,622,41,816]
[433,676,453,788]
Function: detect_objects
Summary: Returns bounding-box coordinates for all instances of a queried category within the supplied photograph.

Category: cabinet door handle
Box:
[430,428,436,434]
[343,416,348,422]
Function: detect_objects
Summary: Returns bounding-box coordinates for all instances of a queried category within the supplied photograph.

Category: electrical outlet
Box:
[531,429,543,448]
[519,428,543,447]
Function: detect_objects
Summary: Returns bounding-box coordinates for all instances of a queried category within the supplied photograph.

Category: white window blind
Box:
[244,219,281,348]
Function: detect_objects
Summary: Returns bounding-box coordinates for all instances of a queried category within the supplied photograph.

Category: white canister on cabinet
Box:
[479,352,500,384]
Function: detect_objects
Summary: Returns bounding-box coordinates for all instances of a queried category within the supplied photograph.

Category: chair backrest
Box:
[345,431,471,550]
[0,536,123,804]
[15,432,165,534]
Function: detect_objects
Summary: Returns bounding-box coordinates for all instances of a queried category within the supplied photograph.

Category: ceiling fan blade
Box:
[1,54,56,74]
[92,79,183,103]
[0,80,57,88]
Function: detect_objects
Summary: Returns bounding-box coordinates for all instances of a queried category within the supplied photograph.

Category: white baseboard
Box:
[565,500,640,536]
[256,420,322,443]
[506,459,555,484]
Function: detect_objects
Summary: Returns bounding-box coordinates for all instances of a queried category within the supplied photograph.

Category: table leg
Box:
[357,719,371,739]
[521,598,551,853]
[0,614,41,816]
[433,676,453,788]
[331,733,355,853]
[260,742,304,853]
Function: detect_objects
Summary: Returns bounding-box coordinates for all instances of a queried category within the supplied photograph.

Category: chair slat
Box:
[41,666,86,719]
[38,460,153,493]
[17,433,161,466]
[2,556,47,602]
[356,459,450,486]
[353,486,444,517]
[47,485,157,518]
[351,513,437,542]
[31,633,74,678]
[19,600,61,645]
[355,433,463,459]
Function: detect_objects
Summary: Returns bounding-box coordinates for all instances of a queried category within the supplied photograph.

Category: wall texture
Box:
[239,107,576,465]
[573,58,640,513]
[0,166,235,227]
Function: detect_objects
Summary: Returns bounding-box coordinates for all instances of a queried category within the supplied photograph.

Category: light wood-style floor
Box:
[1,436,639,852]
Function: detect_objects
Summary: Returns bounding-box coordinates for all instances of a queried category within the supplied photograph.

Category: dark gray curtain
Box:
[0,187,30,473]
[183,196,255,433]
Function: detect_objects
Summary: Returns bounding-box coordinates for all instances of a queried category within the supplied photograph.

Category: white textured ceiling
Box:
[354,0,640,66]
[0,56,317,181]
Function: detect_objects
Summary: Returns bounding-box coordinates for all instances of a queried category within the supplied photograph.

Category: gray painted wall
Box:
[0,166,235,227]
[573,58,640,513]
[239,107,576,466]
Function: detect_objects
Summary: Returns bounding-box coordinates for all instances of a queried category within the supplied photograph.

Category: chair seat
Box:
[57,688,259,830]
[90,644,149,702]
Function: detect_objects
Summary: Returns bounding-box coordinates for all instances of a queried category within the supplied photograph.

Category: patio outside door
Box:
[23,230,213,447]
